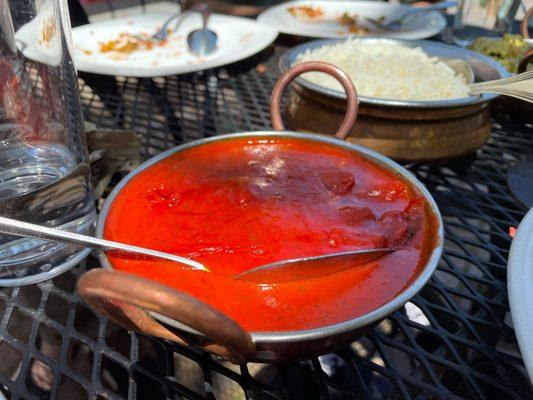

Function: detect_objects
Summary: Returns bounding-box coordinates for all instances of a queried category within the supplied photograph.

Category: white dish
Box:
[16,12,278,77]
[257,0,447,40]
[15,0,63,66]
[508,207,533,384]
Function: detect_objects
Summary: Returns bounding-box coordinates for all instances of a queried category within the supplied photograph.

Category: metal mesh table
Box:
[1,41,532,400]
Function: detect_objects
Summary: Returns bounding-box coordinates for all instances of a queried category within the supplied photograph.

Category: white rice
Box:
[294,39,470,101]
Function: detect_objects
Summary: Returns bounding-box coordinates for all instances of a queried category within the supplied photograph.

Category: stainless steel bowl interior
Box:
[97,132,444,343]
[279,38,511,108]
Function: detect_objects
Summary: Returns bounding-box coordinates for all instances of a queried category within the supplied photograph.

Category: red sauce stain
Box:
[104,137,438,332]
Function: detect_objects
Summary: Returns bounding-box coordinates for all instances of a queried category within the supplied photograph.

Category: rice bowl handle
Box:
[518,49,533,74]
[77,269,256,364]
[270,61,359,140]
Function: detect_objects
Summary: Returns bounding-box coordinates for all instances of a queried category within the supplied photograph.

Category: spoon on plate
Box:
[443,59,533,103]
[187,3,218,56]
[0,216,208,271]
[135,2,216,54]
[365,0,456,31]
[233,248,394,283]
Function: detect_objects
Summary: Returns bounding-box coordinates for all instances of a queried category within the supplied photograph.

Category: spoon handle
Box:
[470,69,533,88]
[469,70,533,103]
[0,216,207,270]
[234,248,393,283]
[407,0,456,13]
[194,3,211,30]
[387,0,455,23]
[470,87,533,103]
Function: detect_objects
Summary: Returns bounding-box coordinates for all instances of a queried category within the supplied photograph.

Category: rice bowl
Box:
[278,38,511,161]
[294,39,471,101]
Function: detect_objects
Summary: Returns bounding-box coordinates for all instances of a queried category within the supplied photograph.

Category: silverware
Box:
[130,11,184,42]
[0,216,208,271]
[150,11,182,41]
[365,0,456,31]
[468,69,533,103]
[233,248,394,283]
[444,58,533,103]
[137,2,210,43]
[187,3,218,56]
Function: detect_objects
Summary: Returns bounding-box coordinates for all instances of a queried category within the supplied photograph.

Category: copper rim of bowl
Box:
[96,131,444,343]
[279,38,512,109]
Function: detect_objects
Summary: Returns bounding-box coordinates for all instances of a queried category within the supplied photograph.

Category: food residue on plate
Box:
[39,16,56,47]
[287,5,377,36]
[79,19,220,65]
[338,12,370,35]
[99,32,167,55]
[91,28,196,62]
[240,32,254,43]
[287,5,324,19]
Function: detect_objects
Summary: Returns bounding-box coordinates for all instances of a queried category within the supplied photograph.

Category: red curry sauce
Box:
[104,137,437,332]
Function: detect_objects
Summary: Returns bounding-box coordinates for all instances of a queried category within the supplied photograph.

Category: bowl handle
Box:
[270,61,359,140]
[77,269,255,364]
[520,6,533,39]
[517,48,533,74]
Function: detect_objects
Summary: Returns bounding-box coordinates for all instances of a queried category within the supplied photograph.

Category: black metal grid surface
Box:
[1,41,532,400]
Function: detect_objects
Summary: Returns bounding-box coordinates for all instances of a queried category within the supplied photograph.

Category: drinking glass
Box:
[452,0,522,46]
[0,0,96,285]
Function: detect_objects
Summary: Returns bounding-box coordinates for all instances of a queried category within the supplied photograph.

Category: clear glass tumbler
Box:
[452,0,522,46]
[0,0,96,285]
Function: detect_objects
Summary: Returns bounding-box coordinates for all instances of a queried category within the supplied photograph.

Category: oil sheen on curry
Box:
[104,137,437,332]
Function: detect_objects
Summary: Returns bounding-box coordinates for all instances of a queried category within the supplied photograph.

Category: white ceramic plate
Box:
[257,0,447,40]
[16,12,278,77]
[508,207,533,384]
[14,0,63,67]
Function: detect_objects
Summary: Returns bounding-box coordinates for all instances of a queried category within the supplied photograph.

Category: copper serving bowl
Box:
[279,39,513,162]
[77,62,444,364]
